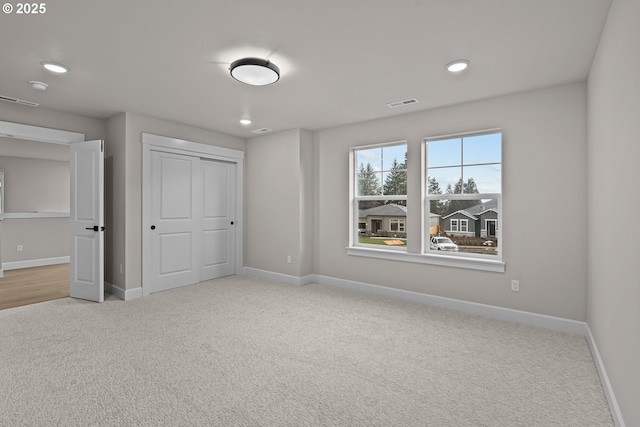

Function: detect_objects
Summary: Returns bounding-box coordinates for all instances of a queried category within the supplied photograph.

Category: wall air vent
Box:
[0,95,39,107]
[251,128,272,134]
[386,98,419,108]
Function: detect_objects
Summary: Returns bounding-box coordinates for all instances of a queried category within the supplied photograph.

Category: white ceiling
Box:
[0,0,612,139]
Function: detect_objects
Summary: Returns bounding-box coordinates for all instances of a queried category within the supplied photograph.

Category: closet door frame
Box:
[141,133,244,297]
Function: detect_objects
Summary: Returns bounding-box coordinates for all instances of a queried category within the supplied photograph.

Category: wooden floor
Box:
[0,264,70,311]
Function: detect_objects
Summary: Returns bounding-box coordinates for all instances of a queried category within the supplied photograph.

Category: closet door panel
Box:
[201,159,235,280]
[149,151,200,293]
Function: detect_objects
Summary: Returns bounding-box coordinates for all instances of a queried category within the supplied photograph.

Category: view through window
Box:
[425,131,502,258]
[354,142,407,248]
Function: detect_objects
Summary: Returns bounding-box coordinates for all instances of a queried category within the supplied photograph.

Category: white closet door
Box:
[200,159,236,281]
[149,151,200,293]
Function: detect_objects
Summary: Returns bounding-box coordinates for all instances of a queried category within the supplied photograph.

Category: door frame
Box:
[0,121,85,280]
[141,133,244,297]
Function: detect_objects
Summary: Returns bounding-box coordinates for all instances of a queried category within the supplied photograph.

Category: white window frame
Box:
[349,140,407,251]
[460,219,468,232]
[346,132,504,273]
[422,129,504,268]
[450,219,459,232]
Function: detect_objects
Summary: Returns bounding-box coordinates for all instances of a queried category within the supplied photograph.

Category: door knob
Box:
[151,225,156,230]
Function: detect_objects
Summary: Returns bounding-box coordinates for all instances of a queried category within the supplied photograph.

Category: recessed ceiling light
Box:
[239,119,252,126]
[29,81,48,91]
[230,58,280,86]
[446,59,470,73]
[41,61,70,74]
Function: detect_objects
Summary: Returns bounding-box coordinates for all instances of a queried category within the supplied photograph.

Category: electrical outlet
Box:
[511,280,520,292]
[287,255,292,264]
[120,264,123,274]
[16,244,23,252]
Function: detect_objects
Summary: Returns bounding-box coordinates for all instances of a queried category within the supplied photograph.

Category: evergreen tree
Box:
[358,163,380,196]
[383,158,407,204]
[464,177,479,194]
[358,163,382,210]
[428,177,448,216]
[449,177,482,213]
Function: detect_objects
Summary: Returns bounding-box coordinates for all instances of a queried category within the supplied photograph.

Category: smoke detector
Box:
[29,81,48,91]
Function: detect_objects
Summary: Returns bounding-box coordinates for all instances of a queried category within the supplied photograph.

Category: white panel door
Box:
[70,140,104,302]
[150,151,200,293]
[200,159,236,281]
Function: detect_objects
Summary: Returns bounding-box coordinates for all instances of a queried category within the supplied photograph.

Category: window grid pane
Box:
[425,131,501,259]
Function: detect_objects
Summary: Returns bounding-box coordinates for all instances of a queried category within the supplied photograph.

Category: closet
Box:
[142,134,242,295]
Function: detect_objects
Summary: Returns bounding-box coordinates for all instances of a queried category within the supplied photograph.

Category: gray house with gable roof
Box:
[442,199,498,238]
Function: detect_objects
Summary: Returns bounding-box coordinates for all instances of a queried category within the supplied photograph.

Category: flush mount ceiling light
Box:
[239,119,252,126]
[41,61,70,74]
[230,58,280,86]
[446,59,470,73]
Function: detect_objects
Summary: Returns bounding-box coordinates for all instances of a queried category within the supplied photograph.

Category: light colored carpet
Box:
[0,275,613,426]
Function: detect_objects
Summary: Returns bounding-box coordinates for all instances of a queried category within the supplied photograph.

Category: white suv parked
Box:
[430,236,458,252]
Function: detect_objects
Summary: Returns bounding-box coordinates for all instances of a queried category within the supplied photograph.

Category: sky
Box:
[355,132,501,195]
[427,132,501,194]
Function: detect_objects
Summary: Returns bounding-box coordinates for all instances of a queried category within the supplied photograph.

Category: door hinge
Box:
[101,140,104,153]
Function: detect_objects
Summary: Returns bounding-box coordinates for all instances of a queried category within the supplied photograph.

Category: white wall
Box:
[0,156,70,213]
[313,83,588,321]
[1,218,69,263]
[245,129,313,277]
[587,0,640,425]
[0,104,106,141]
[105,113,126,287]
[0,155,71,264]
[299,129,314,277]
[0,106,105,271]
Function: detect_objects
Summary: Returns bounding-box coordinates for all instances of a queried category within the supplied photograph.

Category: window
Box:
[389,219,405,232]
[425,131,502,259]
[348,131,504,272]
[450,218,469,233]
[352,141,407,249]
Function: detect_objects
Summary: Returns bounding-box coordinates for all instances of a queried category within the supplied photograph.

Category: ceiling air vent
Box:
[251,128,272,134]
[386,98,419,108]
[0,95,39,107]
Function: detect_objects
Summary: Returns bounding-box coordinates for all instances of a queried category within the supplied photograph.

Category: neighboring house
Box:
[358,203,406,236]
[358,203,441,236]
[442,199,498,238]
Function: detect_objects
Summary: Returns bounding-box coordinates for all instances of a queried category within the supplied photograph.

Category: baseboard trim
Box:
[104,282,142,301]
[2,256,70,271]
[243,267,315,286]
[316,274,588,336]
[585,326,626,427]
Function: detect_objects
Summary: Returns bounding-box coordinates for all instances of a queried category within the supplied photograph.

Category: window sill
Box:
[347,246,505,273]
